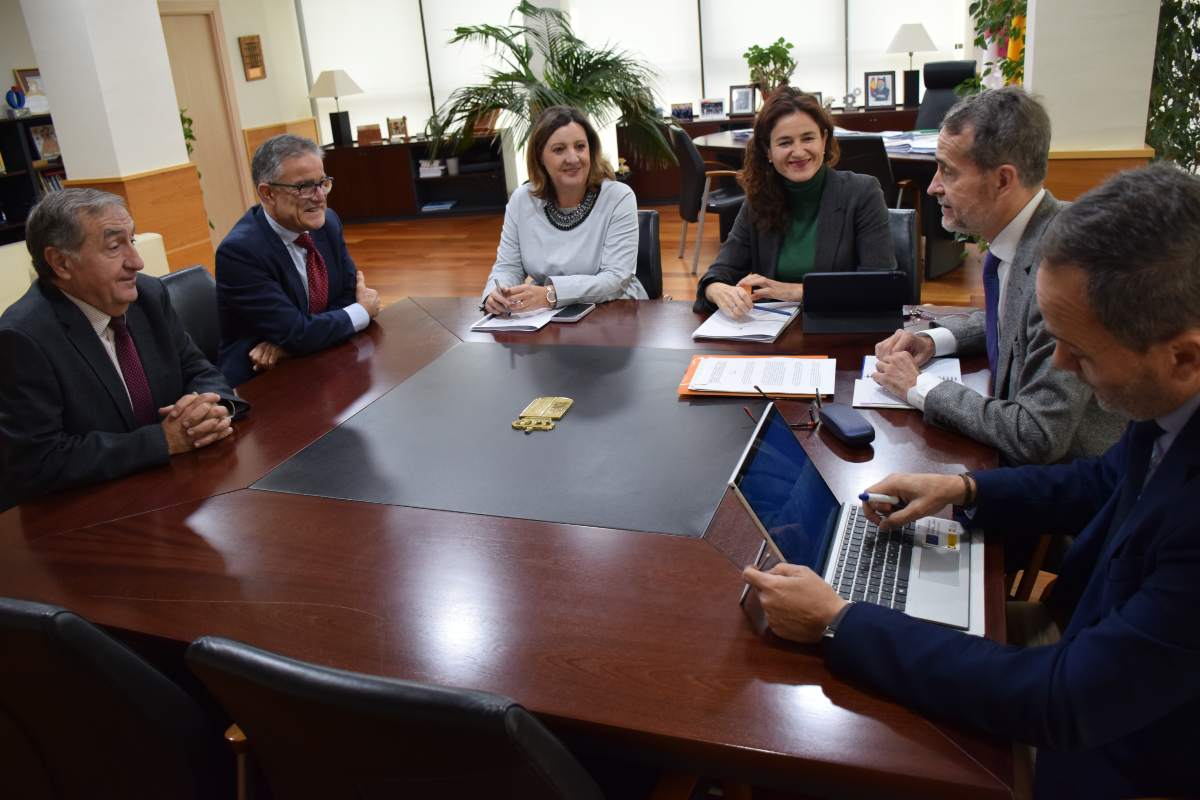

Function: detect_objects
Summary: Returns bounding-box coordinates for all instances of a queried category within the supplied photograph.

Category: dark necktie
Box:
[296,232,329,313]
[982,250,1001,378]
[108,316,158,427]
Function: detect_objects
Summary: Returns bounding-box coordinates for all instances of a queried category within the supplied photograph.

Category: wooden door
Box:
[161,12,252,251]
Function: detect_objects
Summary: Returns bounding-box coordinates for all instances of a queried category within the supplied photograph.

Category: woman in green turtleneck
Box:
[695,88,896,317]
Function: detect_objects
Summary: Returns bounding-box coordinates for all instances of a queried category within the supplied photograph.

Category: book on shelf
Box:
[29,124,60,160]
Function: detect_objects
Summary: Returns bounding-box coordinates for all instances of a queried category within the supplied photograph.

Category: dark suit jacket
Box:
[693,169,895,312]
[0,277,247,510]
[927,192,1124,463]
[827,410,1200,799]
[216,206,359,386]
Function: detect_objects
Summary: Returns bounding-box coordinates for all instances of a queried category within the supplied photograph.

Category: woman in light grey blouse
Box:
[481,106,646,314]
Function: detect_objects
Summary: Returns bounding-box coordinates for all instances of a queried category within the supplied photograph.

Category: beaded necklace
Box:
[544,187,599,231]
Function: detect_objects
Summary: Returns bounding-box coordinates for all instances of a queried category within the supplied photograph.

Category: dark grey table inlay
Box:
[253,342,762,536]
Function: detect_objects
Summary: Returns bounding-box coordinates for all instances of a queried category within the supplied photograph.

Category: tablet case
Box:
[802,271,907,333]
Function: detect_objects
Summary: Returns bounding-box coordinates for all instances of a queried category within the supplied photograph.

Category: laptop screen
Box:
[733,406,842,571]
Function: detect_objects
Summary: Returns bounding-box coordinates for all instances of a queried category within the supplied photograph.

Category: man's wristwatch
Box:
[545,283,557,307]
[822,602,855,641]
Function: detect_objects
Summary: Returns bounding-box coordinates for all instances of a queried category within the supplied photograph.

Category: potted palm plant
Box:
[429,1,674,168]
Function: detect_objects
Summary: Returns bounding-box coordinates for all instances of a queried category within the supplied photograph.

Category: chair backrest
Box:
[670,126,707,223]
[888,208,920,304]
[636,209,663,299]
[186,636,605,800]
[914,60,977,130]
[835,135,897,200]
[161,265,219,363]
[0,597,229,800]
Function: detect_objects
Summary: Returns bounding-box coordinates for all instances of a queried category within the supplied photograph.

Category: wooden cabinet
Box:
[323,138,506,223]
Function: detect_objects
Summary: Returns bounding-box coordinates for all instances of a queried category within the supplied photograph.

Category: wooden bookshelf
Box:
[0,113,60,245]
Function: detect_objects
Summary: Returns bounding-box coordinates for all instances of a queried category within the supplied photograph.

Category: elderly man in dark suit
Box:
[0,189,247,511]
[216,134,381,387]
[874,87,1124,466]
[745,164,1200,799]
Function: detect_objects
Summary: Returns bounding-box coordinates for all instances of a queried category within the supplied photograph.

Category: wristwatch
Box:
[545,283,557,307]
[822,602,855,641]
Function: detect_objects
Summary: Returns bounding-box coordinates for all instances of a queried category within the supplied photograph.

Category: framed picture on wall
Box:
[864,71,895,109]
[729,84,757,117]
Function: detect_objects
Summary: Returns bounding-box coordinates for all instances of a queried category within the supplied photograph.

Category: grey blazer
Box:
[925,191,1125,464]
[693,169,895,312]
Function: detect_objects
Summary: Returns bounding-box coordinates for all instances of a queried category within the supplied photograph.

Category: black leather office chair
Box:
[636,208,663,299]
[0,597,230,800]
[888,208,920,305]
[161,265,220,363]
[187,636,605,800]
[671,126,745,275]
[914,60,977,130]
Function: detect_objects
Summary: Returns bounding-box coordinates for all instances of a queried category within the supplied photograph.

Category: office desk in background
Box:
[0,299,1010,798]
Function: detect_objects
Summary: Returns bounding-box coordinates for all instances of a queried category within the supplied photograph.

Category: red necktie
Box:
[109,316,158,427]
[296,232,329,313]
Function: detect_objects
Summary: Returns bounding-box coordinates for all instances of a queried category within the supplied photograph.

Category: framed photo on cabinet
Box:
[864,71,896,109]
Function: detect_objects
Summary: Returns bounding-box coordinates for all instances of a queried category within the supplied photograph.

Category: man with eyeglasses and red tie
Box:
[216,134,382,386]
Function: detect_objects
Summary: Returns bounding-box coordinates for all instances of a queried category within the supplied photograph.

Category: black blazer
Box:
[0,276,247,510]
[693,169,896,312]
[216,206,359,387]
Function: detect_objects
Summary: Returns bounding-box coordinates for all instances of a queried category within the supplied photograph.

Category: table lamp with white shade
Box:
[309,69,363,147]
[886,23,937,108]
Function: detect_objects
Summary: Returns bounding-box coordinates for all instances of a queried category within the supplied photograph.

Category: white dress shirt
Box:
[907,188,1047,410]
[63,292,134,409]
[262,210,369,332]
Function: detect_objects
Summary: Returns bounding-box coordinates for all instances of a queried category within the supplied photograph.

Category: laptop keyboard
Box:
[830,505,914,611]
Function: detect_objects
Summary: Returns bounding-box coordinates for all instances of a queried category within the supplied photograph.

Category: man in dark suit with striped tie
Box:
[872,87,1124,466]
[0,189,247,510]
[745,163,1200,800]
[216,134,381,387]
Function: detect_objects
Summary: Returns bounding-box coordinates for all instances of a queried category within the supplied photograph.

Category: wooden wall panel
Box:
[242,117,320,175]
[1045,148,1154,200]
[65,163,214,270]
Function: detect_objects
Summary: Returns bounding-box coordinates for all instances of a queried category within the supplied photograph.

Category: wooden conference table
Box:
[0,298,1011,798]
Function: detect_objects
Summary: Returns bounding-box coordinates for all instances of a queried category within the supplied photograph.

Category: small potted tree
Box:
[743,37,798,99]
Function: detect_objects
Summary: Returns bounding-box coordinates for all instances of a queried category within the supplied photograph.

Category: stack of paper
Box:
[852,355,962,409]
[881,130,939,154]
[692,302,800,343]
[470,307,558,332]
[419,164,446,178]
[681,355,836,397]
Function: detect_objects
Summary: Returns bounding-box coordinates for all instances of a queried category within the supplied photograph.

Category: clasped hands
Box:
[706,274,803,319]
[484,283,552,316]
[870,328,936,398]
[741,472,967,643]
[160,392,234,455]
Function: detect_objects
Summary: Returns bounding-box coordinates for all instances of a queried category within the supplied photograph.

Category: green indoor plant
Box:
[957,0,1027,96]
[431,1,673,167]
[1146,0,1199,172]
[743,37,797,98]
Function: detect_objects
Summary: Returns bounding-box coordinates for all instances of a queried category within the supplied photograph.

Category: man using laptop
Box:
[743,164,1200,799]
[872,87,1123,465]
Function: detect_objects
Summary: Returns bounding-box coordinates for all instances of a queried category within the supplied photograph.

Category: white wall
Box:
[0,0,37,80]
[1025,0,1158,150]
[21,0,188,179]
[219,0,311,129]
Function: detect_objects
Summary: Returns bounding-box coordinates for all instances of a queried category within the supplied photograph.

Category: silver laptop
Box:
[730,403,979,632]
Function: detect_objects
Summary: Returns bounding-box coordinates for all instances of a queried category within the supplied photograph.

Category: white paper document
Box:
[853,356,962,409]
[688,356,836,396]
[470,307,558,332]
[691,302,800,343]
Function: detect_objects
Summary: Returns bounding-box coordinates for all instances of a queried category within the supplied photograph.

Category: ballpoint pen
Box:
[753,304,793,317]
